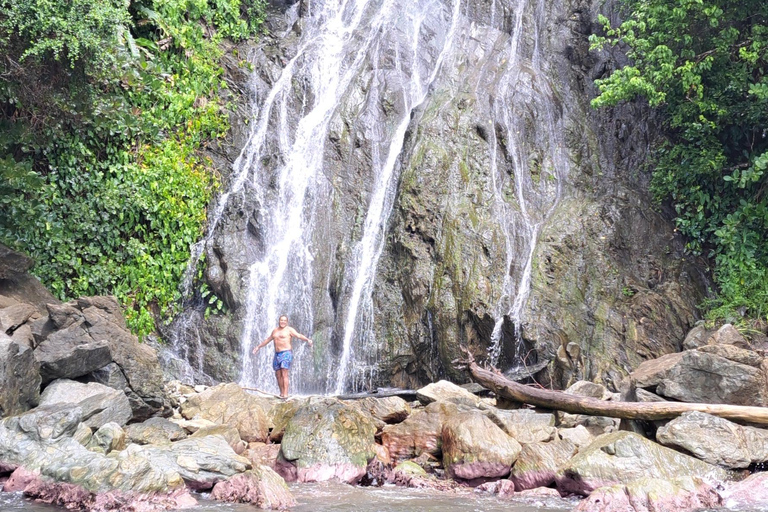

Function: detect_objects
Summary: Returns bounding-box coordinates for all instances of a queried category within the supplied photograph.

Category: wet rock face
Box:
[176,0,708,392]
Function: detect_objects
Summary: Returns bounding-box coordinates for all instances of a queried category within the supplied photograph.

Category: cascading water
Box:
[171,0,574,393]
[486,0,567,369]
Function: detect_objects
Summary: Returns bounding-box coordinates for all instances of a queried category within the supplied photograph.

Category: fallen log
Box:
[468,361,768,426]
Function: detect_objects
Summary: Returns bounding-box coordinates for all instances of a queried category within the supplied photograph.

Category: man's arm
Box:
[289,327,313,347]
[252,332,274,354]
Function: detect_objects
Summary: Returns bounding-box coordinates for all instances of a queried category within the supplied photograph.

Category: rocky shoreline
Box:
[3,245,768,511]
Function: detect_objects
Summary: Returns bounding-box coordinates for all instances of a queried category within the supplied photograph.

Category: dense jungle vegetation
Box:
[592,0,768,326]
[0,0,264,335]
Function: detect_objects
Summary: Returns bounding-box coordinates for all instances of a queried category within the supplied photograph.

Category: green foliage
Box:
[0,0,264,336]
[591,0,768,323]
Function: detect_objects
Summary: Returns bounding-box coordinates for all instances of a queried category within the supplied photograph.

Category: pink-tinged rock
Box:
[510,439,577,490]
[573,477,721,512]
[90,489,198,512]
[476,479,516,497]
[441,411,521,480]
[3,467,38,492]
[22,479,94,509]
[720,472,768,509]
[244,443,281,470]
[381,401,462,461]
[211,466,296,510]
[517,487,562,498]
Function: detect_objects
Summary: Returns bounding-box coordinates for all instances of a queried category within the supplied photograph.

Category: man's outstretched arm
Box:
[290,327,313,347]
[253,333,274,353]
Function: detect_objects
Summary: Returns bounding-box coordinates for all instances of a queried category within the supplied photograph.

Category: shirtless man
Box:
[252,315,313,398]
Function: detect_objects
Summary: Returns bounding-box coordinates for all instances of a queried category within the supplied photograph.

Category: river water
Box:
[0,481,576,512]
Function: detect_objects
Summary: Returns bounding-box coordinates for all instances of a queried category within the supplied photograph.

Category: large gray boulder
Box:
[630,348,768,405]
[276,398,377,483]
[656,411,768,469]
[38,380,132,428]
[484,408,557,444]
[556,431,735,495]
[0,333,41,417]
[574,476,722,512]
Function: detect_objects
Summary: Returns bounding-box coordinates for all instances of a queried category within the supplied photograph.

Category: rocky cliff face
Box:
[170,0,709,393]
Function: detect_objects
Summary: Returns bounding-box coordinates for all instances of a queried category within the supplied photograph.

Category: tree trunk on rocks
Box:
[467,362,768,426]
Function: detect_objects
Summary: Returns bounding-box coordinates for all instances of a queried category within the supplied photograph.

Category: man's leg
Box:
[279,369,290,397]
[275,370,286,397]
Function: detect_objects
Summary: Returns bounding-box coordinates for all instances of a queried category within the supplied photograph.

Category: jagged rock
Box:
[267,399,302,443]
[191,424,247,455]
[35,337,112,383]
[354,396,411,424]
[86,422,126,454]
[630,349,768,406]
[0,244,33,279]
[211,465,297,509]
[0,303,38,333]
[243,443,281,470]
[180,382,271,442]
[656,411,768,469]
[45,303,84,330]
[483,408,557,444]
[276,398,377,483]
[38,380,132,428]
[556,432,735,496]
[415,380,482,407]
[77,297,168,419]
[682,324,713,350]
[441,410,521,480]
[124,417,187,445]
[557,425,595,449]
[708,323,749,348]
[84,362,158,422]
[510,438,577,490]
[381,401,464,461]
[10,323,34,348]
[0,333,41,417]
[574,476,721,512]
[720,472,768,510]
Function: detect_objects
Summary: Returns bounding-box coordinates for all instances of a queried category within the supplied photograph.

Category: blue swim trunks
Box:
[273,350,293,371]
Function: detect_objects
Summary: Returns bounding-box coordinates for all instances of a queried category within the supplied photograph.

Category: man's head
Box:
[279,315,289,328]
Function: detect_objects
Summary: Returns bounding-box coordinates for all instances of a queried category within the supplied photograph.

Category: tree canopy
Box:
[591,0,768,324]
[0,0,265,335]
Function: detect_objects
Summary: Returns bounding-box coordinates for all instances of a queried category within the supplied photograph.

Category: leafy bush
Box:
[0,0,265,336]
[591,0,768,324]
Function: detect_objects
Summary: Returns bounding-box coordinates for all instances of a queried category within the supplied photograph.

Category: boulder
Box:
[441,410,521,480]
[720,472,768,510]
[38,380,132,428]
[557,425,595,449]
[682,324,714,350]
[85,363,159,423]
[267,399,302,443]
[0,333,41,417]
[243,443,281,470]
[191,424,247,455]
[656,411,768,469]
[380,401,463,460]
[483,408,557,444]
[180,382,271,442]
[276,398,377,483]
[416,380,482,407]
[510,438,577,490]
[630,349,768,406]
[556,431,735,496]
[211,465,296,509]
[708,323,749,348]
[574,476,721,512]
[125,417,187,445]
[35,336,112,383]
[354,396,411,424]
[0,303,38,333]
[86,422,126,454]
[559,380,621,434]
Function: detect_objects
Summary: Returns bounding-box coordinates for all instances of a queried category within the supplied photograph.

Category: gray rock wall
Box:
[175,0,708,392]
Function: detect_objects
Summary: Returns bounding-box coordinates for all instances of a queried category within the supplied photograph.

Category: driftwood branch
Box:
[468,360,768,426]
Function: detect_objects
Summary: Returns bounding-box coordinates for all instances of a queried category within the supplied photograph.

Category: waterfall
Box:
[486,0,567,368]
[171,0,574,393]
